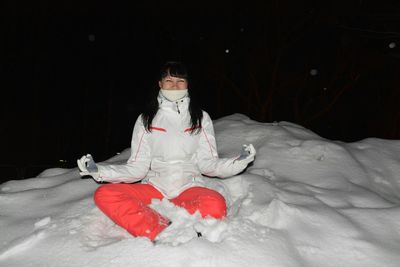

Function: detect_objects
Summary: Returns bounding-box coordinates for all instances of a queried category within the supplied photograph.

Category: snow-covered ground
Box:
[1,113,400,267]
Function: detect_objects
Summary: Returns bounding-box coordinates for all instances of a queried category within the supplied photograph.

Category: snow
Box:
[1,113,400,267]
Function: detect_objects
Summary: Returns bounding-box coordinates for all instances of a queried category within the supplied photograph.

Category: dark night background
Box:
[1,0,400,182]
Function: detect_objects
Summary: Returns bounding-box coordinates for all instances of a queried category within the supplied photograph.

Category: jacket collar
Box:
[157,91,190,114]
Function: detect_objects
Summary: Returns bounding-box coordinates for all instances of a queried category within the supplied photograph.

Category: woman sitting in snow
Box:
[77,61,256,241]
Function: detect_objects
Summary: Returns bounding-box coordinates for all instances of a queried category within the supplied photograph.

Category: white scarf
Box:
[160,89,188,102]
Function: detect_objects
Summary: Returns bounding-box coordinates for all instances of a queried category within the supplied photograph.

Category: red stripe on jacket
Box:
[149,126,167,132]
[202,128,217,158]
[184,125,202,132]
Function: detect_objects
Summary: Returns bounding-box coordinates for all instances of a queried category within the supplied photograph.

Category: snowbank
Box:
[1,113,400,267]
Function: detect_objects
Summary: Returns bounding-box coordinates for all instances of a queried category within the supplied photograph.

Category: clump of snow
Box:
[34,217,51,228]
[1,113,400,267]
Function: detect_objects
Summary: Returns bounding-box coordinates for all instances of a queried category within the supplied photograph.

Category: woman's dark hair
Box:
[142,61,203,134]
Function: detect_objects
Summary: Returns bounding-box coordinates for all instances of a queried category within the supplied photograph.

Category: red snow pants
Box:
[94,184,227,241]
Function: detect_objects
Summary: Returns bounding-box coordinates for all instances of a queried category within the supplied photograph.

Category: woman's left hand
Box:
[230,144,256,174]
[235,144,256,164]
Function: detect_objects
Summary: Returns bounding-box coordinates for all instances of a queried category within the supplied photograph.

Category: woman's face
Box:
[159,76,188,90]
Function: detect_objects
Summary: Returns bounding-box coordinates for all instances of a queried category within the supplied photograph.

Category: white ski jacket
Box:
[97,93,245,198]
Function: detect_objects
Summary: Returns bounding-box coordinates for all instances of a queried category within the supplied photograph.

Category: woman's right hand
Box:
[77,154,102,182]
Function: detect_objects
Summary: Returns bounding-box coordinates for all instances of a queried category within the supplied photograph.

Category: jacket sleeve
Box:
[97,115,151,183]
[195,111,241,178]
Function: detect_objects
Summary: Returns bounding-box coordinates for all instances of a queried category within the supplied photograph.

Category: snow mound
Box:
[1,113,400,267]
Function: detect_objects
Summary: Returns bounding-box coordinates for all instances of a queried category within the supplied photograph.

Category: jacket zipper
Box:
[176,101,180,114]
